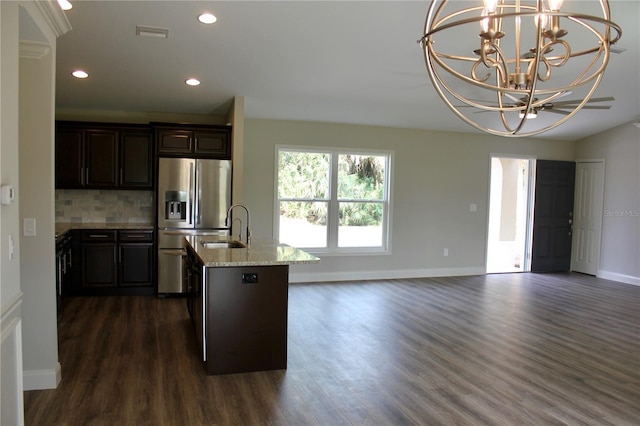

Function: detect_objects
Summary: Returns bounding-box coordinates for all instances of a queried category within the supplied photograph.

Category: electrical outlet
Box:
[443,248,449,257]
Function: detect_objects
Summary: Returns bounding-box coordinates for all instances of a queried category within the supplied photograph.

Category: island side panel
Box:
[205,265,289,375]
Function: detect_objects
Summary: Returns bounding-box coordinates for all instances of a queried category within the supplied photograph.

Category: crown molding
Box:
[20,0,71,41]
[19,40,51,59]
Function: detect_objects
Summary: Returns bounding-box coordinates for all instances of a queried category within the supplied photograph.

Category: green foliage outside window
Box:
[279,151,385,226]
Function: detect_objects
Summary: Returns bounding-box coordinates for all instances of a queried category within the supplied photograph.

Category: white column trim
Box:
[19,40,50,59]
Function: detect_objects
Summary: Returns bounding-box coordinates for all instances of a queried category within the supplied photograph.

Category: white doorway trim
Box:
[572,159,605,275]
[486,155,536,273]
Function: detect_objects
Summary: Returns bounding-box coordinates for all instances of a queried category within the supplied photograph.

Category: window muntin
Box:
[276,147,391,253]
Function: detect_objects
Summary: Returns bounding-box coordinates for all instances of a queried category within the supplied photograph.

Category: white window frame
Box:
[274,145,393,255]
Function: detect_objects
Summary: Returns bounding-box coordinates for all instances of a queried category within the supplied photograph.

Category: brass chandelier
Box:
[418,0,622,137]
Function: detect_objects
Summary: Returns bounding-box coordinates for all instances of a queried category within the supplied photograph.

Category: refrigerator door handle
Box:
[195,161,201,226]
[188,161,195,225]
[161,249,186,256]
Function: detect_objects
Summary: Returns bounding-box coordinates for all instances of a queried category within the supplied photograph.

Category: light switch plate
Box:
[23,218,36,237]
[470,203,477,212]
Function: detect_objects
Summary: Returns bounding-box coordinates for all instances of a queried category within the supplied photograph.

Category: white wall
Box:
[1,2,25,424]
[19,39,61,389]
[243,119,575,282]
[575,122,640,285]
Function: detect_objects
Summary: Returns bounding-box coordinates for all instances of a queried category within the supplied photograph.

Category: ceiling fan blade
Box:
[544,109,571,115]
[503,93,522,103]
[578,105,612,110]
[552,105,612,111]
[552,96,615,106]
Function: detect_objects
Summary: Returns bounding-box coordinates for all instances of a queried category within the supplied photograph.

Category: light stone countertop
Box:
[55,222,154,238]
[184,235,320,267]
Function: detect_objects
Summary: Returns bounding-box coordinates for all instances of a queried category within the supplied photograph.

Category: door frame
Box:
[485,154,537,273]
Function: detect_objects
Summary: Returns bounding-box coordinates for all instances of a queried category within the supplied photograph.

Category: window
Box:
[276,146,392,253]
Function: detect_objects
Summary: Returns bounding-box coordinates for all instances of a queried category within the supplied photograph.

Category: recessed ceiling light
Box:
[72,70,88,79]
[198,13,217,24]
[185,78,201,86]
[57,0,72,11]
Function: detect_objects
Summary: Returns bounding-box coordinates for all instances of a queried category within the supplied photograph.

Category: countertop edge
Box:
[185,236,320,267]
[56,222,155,238]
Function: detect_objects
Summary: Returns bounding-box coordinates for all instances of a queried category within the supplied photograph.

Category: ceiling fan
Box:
[458,93,615,118]
[502,93,615,116]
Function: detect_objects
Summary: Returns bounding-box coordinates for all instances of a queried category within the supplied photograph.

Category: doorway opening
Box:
[487,156,535,273]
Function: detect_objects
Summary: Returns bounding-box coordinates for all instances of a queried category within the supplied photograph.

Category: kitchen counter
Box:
[55,222,154,238]
[184,235,320,267]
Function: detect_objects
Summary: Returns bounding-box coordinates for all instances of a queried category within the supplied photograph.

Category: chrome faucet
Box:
[231,217,243,241]
[225,204,251,247]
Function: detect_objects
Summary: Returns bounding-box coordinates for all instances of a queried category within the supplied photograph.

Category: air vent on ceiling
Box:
[136,25,169,39]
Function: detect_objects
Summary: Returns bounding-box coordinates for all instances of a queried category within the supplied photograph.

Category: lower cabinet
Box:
[185,246,204,359]
[185,244,290,375]
[56,232,73,317]
[119,232,154,287]
[71,229,155,296]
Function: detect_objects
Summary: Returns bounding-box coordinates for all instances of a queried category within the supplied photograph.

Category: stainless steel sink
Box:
[200,240,246,249]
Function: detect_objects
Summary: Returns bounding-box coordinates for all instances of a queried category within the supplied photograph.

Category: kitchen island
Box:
[184,236,319,375]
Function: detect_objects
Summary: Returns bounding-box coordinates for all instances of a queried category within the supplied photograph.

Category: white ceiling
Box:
[53,0,640,141]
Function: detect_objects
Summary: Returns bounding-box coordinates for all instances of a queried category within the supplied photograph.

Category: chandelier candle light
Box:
[418,0,622,137]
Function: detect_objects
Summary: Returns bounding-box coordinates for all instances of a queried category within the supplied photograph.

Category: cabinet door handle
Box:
[119,246,122,263]
[120,168,123,185]
[89,234,109,238]
[124,235,146,239]
[86,167,89,183]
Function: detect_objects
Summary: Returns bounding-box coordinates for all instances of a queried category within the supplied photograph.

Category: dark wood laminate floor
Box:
[25,273,640,425]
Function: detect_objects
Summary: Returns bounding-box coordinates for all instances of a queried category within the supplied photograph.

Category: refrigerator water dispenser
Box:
[165,191,187,221]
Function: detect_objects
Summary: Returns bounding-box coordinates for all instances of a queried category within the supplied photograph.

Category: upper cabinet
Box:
[120,129,154,188]
[55,121,153,189]
[153,123,231,159]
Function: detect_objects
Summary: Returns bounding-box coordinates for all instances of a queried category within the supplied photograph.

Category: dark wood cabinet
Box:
[56,232,74,317]
[188,258,289,375]
[185,245,204,359]
[118,230,154,287]
[119,130,154,188]
[55,122,154,189]
[81,230,117,288]
[55,128,84,188]
[154,123,231,159]
[85,129,118,187]
[72,229,155,296]
[206,265,289,375]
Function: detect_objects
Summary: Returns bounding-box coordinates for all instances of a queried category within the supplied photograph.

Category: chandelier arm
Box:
[552,16,615,93]
[427,54,523,136]
[427,49,512,106]
[427,46,509,111]
[480,42,509,86]
[428,47,534,103]
[425,44,522,135]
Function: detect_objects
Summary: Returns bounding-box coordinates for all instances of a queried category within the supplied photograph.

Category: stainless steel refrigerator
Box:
[157,157,232,294]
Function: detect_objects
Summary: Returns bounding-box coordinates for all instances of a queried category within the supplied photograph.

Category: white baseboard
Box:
[597,270,640,286]
[290,266,486,283]
[23,362,62,391]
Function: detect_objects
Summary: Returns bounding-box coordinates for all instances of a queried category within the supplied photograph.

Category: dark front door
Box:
[531,160,576,272]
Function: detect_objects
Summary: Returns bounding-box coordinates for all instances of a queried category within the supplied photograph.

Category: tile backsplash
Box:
[55,190,154,223]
